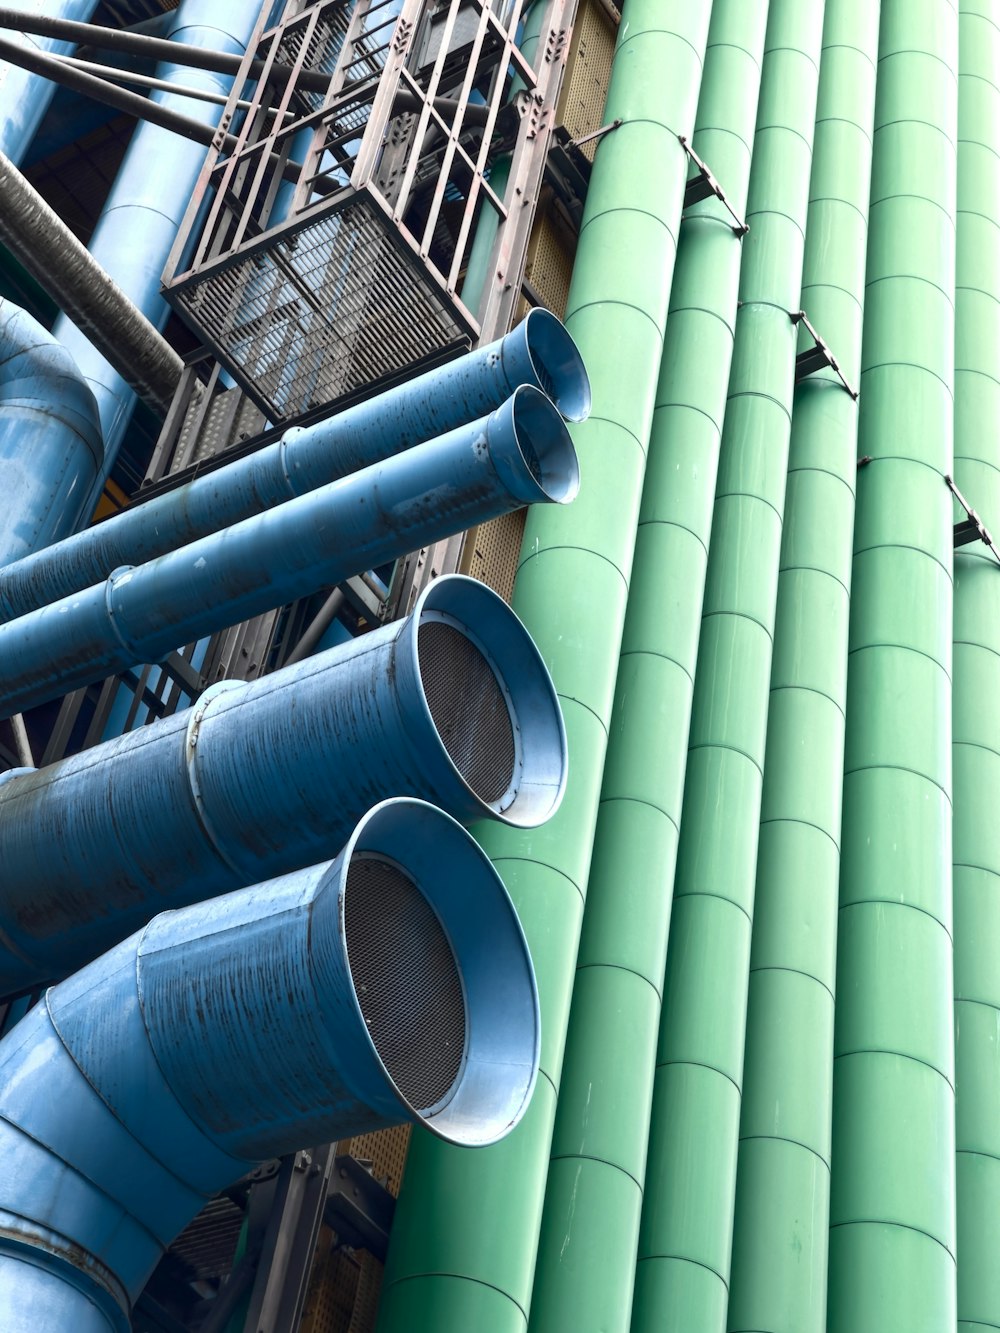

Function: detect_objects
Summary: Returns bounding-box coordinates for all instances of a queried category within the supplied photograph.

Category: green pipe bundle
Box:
[377,3,711,1328]
[828,2,958,1330]
[952,2,1000,1328]
[527,2,765,1326]
[633,1,826,1329]
[726,4,879,1331]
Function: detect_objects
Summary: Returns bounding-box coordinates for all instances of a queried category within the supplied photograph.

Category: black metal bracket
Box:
[791,309,859,399]
[572,117,622,150]
[946,473,1000,565]
[543,124,593,231]
[679,134,749,235]
[324,1154,396,1261]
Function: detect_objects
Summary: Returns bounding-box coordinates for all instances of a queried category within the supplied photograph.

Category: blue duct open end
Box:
[400,574,568,830]
[506,307,592,422]
[494,384,581,505]
[0,800,539,1328]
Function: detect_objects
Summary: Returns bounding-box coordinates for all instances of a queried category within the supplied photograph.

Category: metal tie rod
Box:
[0,36,328,193]
[0,6,332,94]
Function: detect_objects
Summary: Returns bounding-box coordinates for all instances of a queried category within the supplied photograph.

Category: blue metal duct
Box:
[0,0,98,163]
[0,386,578,719]
[0,308,590,618]
[52,0,259,470]
[0,300,102,566]
[0,573,566,995]
[0,798,540,1333]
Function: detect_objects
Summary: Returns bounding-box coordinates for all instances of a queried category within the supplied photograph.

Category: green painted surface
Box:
[377,4,711,1327]
[952,2,1000,1329]
[828,0,959,1327]
[634,2,825,1327]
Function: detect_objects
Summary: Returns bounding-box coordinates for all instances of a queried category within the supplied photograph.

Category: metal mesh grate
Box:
[418,620,515,803]
[344,855,465,1111]
[171,199,471,422]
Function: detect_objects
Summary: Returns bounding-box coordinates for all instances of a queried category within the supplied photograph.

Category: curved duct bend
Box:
[0,308,590,619]
[0,799,540,1332]
[0,385,579,719]
[0,574,566,994]
[0,301,102,566]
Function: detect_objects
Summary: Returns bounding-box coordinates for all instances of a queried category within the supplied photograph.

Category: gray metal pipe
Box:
[0,152,183,415]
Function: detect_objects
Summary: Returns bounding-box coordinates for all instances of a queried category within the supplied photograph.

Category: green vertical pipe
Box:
[726,4,879,1330]
[828,3,958,1331]
[526,5,764,1328]
[952,3,1000,1329]
[632,3,825,1329]
[376,5,708,1330]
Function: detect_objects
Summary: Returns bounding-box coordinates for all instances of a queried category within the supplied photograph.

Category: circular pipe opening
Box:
[418,617,517,807]
[344,853,467,1114]
[508,386,580,505]
[410,575,567,827]
[340,800,539,1147]
[520,307,591,422]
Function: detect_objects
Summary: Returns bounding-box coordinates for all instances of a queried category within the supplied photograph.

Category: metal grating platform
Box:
[171,197,471,421]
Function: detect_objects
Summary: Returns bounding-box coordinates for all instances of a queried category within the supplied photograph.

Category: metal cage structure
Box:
[162,0,571,426]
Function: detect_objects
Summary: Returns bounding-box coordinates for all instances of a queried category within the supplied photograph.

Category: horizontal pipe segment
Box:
[0,386,578,720]
[0,300,102,567]
[0,308,590,619]
[0,798,540,1331]
[0,152,183,415]
[0,573,566,994]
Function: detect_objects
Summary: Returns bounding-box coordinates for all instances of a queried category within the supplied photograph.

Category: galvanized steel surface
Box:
[0,151,183,415]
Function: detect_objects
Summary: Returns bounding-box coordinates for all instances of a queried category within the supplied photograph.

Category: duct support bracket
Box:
[946,473,1000,565]
[324,1154,396,1260]
[679,133,749,234]
[791,308,859,398]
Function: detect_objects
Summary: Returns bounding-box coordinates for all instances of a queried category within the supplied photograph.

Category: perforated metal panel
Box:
[344,855,465,1111]
[171,201,470,422]
[556,0,616,161]
[418,619,515,802]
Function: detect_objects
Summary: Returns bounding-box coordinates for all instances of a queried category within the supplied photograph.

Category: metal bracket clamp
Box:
[791,309,859,399]
[946,473,1000,565]
[324,1154,396,1261]
[678,134,749,235]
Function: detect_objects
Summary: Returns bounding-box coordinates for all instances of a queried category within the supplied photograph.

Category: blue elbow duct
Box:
[0,798,540,1332]
[0,386,578,719]
[0,573,565,994]
[0,301,102,566]
[0,308,590,618]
